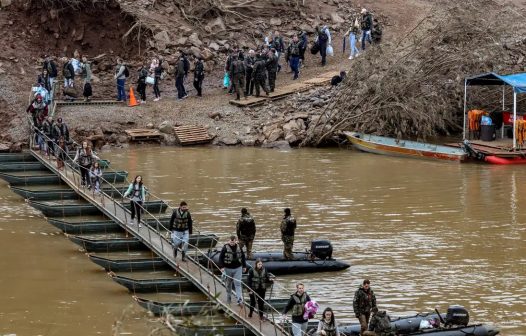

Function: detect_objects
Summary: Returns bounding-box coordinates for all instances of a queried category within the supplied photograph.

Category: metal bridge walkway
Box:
[29,147,289,336]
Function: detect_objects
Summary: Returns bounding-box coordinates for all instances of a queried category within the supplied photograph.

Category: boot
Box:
[248,310,253,318]
[181,251,187,262]
[173,248,178,259]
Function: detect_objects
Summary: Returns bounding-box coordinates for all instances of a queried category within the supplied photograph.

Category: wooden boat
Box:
[134,296,290,316]
[27,199,167,217]
[69,233,218,252]
[10,185,128,201]
[344,131,467,162]
[0,161,48,172]
[47,216,172,234]
[0,152,36,162]
[89,254,170,272]
[0,170,128,185]
[206,250,350,275]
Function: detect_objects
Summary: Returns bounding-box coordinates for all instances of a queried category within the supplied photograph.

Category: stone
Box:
[219,136,239,146]
[158,120,174,134]
[262,123,279,138]
[240,136,256,146]
[1,0,12,7]
[299,23,315,34]
[0,142,10,152]
[154,30,171,50]
[262,140,291,150]
[176,37,188,46]
[201,49,214,61]
[205,17,226,32]
[208,42,220,51]
[270,18,282,26]
[146,122,154,129]
[331,13,345,23]
[165,6,174,14]
[189,46,202,59]
[117,135,128,143]
[268,129,284,142]
[188,33,203,47]
[162,134,177,145]
[285,133,298,144]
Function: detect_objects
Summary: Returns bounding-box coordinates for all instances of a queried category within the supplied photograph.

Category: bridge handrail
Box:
[29,127,291,336]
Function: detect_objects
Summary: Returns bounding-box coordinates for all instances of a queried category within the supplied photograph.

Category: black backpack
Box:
[319,31,328,43]
[183,57,190,74]
[123,66,130,78]
[63,63,72,78]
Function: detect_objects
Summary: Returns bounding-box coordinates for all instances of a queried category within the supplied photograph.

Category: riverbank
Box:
[0,0,431,151]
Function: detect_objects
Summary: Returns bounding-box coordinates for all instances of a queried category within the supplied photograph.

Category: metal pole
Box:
[513,91,517,150]
[463,79,467,140]
[502,85,505,138]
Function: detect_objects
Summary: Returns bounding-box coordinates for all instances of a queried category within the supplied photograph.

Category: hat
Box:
[361,8,367,14]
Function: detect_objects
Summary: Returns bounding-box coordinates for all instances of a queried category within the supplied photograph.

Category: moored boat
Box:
[0,170,128,185]
[27,199,168,217]
[69,233,218,252]
[111,273,196,293]
[0,152,36,162]
[47,216,172,234]
[10,185,128,200]
[344,131,467,162]
[89,254,170,272]
[134,296,289,316]
[0,161,48,172]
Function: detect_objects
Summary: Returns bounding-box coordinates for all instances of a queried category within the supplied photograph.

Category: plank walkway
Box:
[229,71,339,107]
[30,149,287,336]
[174,125,212,145]
[125,129,162,142]
[446,140,526,157]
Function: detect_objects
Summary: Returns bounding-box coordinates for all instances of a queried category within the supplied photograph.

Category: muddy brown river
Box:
[0,147,525,335]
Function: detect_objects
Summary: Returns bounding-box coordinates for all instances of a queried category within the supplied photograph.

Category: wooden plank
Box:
[174,125,212,146]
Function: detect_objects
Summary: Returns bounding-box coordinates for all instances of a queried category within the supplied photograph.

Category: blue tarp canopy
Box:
[466,72,526,93]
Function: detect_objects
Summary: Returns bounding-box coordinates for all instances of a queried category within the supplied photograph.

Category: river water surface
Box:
[0,146,525,335]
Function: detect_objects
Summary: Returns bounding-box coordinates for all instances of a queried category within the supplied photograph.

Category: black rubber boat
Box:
[173,321,321,336]
[0,170,128,185]
[69,233,218,252]
[134,296,290,316]
[109,271,256,292]
[340,306,499,336]
[0,161,48,172]
[27,199,168,217]
[10,185,127,200]
[206,240,349,275]
[89,254,170,272]
[0,152,36,162]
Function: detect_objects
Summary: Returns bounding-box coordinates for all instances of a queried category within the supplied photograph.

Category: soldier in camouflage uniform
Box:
[266,48,279,92]
[236,207,256,259]
[364,307,395,336]
[252,53,270,97]
[229,55,246,100]
[353,279,377,336]
[280,208,296,260]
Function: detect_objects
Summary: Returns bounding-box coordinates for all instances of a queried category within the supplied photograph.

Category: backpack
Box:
[123,66,130,78]
[183,57,190,74]
[63,63,72,78]
[318,31,328,43]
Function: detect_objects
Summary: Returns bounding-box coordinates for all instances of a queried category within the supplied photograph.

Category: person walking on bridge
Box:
[219,235,247,305]
[247,258,273,320]
[280,208,296,260]
[123,175,146,227]
[282,282,311,336]
[236,208,256,259]
[168,201,193,262]
[353,279,377,336]
[73,140,99,188]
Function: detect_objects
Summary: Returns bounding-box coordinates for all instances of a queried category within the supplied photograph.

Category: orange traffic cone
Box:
[128,86,139,107]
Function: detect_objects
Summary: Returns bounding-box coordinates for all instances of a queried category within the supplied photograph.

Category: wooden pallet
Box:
[229,82,314,107]
[174,125,212,145]
[125,129,162,142]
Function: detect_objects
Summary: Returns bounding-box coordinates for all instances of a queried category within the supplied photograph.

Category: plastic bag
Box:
[223,72,230,88]
[146,76,155,85]
[327,45,334,56]
[419,320,432,330]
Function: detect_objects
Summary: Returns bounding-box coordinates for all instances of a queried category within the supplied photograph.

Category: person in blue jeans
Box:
[219,235,247,305]
[287,35,302,80]
[345,20,361,59]
[114,58,127,101]
[360,8,373,50]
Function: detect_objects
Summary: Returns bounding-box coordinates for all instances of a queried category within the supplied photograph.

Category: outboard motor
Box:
[310,240,333,260]
[445,305,469,327]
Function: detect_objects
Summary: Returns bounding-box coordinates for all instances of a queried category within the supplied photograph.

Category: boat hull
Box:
[111,274,196,293]
[0,162,48,172]
[10,185,127,200]
[69,233,218,252]
[207,251,350,275]
[345,132,466,162]
[27,200,167,217]
[0,171,128,185]
[0,152,36,162]
[89,255,170,272]
[134,296,289,316]
[484,155,526,164]
[47,217,172,234]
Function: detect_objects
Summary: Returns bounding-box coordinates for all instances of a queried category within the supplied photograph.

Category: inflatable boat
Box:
[205,240,350,275]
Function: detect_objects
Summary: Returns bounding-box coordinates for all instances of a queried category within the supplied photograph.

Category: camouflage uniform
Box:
[266,53,278,92]
[236,213,256,259]
[252,57,270,97]
[353,285,377,335]
[280,215,296,260]
[230,59,246,100]
[363,310,394,336]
